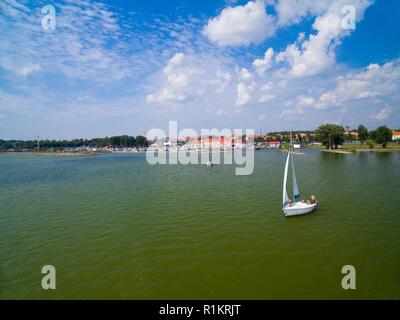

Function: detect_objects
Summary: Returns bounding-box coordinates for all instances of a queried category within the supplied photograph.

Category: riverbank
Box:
[322,149,353,154]
[321,144,400,154]
[1,151,98,156]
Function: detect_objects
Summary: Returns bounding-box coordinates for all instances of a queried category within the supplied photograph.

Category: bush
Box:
[366,139,375,149]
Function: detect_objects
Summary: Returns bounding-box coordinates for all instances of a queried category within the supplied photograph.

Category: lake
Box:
[0,150,399,299]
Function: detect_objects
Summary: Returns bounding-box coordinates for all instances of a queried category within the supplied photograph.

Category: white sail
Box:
[291,151,301,201]
[282,149,290,206]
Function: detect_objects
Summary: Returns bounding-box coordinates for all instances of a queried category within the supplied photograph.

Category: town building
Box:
[392,131,400,141]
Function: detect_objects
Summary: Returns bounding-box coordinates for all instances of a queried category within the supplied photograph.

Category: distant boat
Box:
[111,148,138,153]
[206,160,213,166]
[282,132,317,217]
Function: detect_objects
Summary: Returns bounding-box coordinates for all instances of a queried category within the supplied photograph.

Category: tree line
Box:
[0,135,149,151]
[315,124,395,149]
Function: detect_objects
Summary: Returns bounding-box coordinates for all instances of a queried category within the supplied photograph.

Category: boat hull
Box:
[283,201,317,217]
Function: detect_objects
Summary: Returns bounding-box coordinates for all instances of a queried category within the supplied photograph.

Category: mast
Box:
[290,130,301,202]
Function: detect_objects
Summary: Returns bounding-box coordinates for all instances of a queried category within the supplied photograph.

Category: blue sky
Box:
[0,0,399,139]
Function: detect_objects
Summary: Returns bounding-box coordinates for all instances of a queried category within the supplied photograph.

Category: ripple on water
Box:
[0,151,399,299]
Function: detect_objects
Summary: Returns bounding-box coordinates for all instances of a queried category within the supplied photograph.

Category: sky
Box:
[0,0,399,140]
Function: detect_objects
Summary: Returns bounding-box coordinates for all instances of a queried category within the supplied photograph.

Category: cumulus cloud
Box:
[210,70,232,93]
[253,48,274,75]
[275,0,333,26]
[203,0,275,46]
[146,52,238,109]
[298,95,316,106]
[316,60,400,109]
[275,0,373,78]
[235,79,261,107]
[239,67,252,81]
[236,83,252,106]
[146,53,205,103]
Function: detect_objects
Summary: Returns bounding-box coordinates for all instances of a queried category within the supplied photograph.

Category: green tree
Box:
[315,124,345,149]
[135,135,148,147]
[357,124,368,144]
[372,126,392,148]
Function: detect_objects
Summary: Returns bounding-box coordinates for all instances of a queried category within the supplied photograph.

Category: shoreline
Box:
[322,148,400,154]
[1,151,98,156]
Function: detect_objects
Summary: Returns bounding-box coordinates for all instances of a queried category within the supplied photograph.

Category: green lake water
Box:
[0,150,399,299]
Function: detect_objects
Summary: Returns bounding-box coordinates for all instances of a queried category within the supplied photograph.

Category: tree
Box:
[372,126,392,148]
[357,124,368,144]
[135,135,148,147]
[315,124,345,149]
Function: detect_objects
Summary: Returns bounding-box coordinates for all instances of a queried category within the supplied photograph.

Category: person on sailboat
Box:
[310,195,316,204]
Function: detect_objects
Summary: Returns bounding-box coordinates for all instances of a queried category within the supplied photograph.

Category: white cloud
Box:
[146,53,205,103]
[282,107,305,116]
[203,0,275,46]
[0,0,30,17]
[239,67,252,81]
[275,0,332,26]
[0,57,40,78]
[275,0,373,78]
[236,82,252,106]
[370,106,392,120]
[253,48,274,75]
[0,0,142,81]
[146,52,238,109]
[214,70,232,93]
[259,94,276,102]
[316,60,400,109]
[298,95,316,106]
[260,81,273,92]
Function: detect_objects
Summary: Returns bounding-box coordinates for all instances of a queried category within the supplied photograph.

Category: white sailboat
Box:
[282,132,317,217]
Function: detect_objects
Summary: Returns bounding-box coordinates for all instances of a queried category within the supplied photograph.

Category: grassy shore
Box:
[321,142,400,154]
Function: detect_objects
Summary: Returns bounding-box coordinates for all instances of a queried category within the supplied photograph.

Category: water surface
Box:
[0,150,399,299]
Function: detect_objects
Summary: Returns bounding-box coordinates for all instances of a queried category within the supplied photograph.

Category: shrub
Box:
[366,139,375,149]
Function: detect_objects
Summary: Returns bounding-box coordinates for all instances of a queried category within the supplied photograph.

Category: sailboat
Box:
[282,132,317,217]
